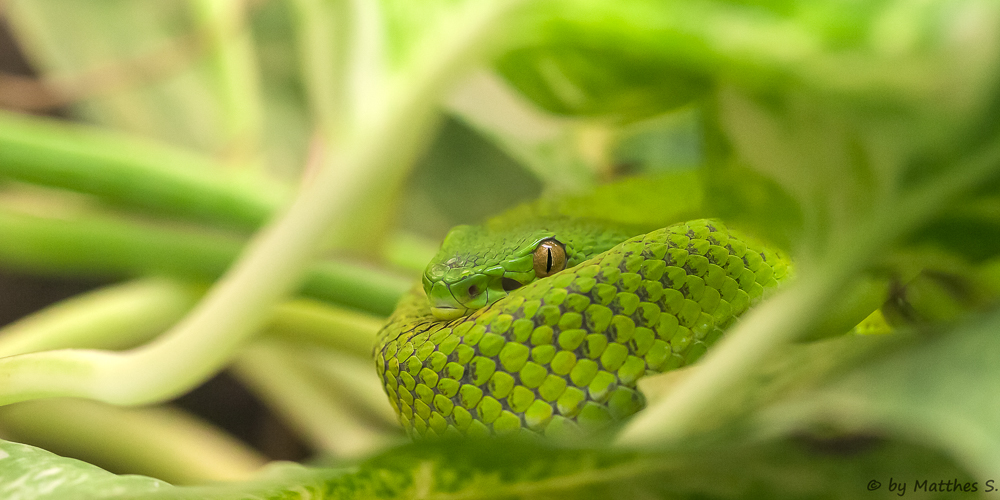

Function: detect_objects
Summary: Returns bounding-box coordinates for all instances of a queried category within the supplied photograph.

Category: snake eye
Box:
[533,239,566,278]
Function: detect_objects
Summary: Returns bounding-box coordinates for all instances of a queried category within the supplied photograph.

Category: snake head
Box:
[423,225,556,320]
[422,218,633,321]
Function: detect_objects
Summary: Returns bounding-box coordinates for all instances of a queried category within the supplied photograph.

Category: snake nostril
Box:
[502,278,523,292]
[467,285,480,296]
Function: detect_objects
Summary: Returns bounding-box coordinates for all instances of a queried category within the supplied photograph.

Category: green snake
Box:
[375,215,790,438]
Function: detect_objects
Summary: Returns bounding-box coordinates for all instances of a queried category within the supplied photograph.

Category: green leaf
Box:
[906,193,1000,263]
[0,440,167,500]
[148,438,969,499]
[758,308,1000,479]
[522,170,706,229]
[500,0,1000,120]
[496,44,707,122]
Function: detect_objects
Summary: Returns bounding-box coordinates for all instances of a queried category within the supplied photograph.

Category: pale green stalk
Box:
[188,0,266,170]
[0,205,409,315]
[262,299,382,359]
[232,340,401,458]
[297,348,400,429]
[0,282,378,361]
[0,279,200,358]
[289,0,347,138]
[0,110,282,229]
[0,0,526,408]
[0,399,266,484]
[616,139,1000,446]
[291,0,406,251]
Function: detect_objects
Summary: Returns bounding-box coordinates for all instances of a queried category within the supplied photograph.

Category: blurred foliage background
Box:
[0,0,999,499]
[0,0,555,467]
[0,0,697,477]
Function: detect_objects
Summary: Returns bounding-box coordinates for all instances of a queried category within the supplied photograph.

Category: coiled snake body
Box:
[375,217,789,438]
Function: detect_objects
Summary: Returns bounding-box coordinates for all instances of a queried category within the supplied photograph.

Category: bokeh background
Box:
[3,2,1000,497]
[0,1,696,472]
[0,5,539,465]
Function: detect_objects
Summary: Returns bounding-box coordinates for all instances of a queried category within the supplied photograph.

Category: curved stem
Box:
[0,279,199,358]
[189,0,266,171]
[262,299,382,359]
[232,340,401,458]
[0,399,266,484]
[0,0,526,408]
[0,110,282,229]
[0,206,410,316]
[0,282,381,361]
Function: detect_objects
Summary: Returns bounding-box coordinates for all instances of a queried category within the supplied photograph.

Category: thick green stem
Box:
[232,340,401,457]
[0,399,266,484]
[296,347,400,429]
[0,110,282,229]
[0,281,381,362]
[262,299,381,358]
[0,206,409,315]
[0,279,200,358]
[188,0,266,170]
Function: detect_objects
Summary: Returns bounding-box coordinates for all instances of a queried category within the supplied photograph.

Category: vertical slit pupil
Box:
[546,249,553,272]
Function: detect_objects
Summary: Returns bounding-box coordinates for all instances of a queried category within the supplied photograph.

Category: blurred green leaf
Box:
[906,193,1000,263]
[499,0,1000,120]
[0,439,167,500]
[3,0,1000,497]
[497,44,707,122]
[758,307,1000,480]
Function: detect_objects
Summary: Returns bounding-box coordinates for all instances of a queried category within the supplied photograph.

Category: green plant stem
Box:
[0,281,380,364]
[263,299,382,359]
[232,340,401,458]
[0,279,200,358]
[291,0,408,252]
[0,0,524,409]
[188,0,265,170]
[616,138,1000,446]
[289,0,349,138]
[0,110,282,229]
[0,399,266,484]
[296,347,400,429]
[0,206,409,315]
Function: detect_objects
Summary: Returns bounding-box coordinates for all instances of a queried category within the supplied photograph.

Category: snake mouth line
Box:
[430,306,470,321]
